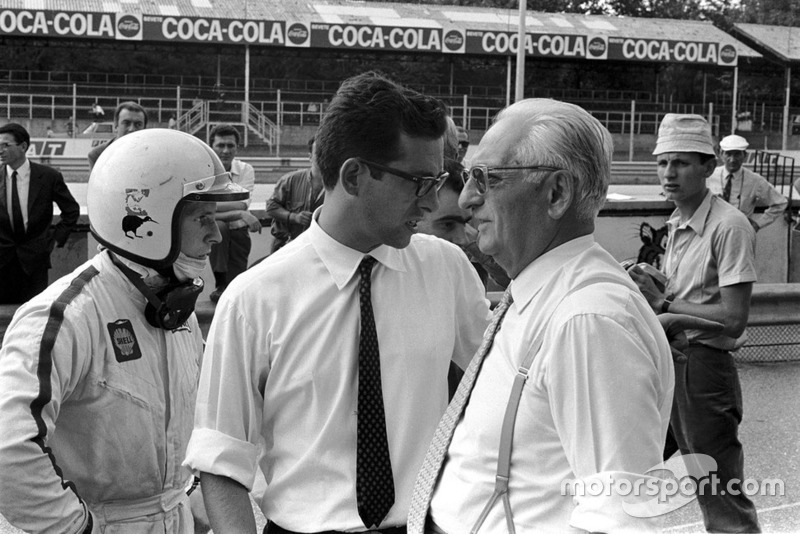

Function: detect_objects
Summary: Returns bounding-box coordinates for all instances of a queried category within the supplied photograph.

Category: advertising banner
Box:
[310,23,443,52]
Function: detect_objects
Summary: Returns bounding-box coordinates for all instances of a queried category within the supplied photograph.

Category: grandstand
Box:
[7,0,800,157]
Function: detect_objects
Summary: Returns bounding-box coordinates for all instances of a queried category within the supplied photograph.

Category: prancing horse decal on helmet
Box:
[123,188,159,239]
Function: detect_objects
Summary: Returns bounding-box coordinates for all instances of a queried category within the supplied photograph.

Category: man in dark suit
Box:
[0,123,80,304]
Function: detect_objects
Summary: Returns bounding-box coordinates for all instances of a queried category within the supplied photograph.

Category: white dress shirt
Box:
[430,236,674,534]
[184,216,490,531]
[4,159,31,228]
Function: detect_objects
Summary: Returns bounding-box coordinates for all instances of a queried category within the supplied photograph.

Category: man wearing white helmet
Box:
[708,134,787,232]
[0,129,248,533]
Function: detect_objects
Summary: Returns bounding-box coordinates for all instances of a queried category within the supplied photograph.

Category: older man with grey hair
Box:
[408,99,676,533]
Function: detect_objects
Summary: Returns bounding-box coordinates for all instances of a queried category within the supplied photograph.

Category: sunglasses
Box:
[359,158,449,198]
[464,165,562,195]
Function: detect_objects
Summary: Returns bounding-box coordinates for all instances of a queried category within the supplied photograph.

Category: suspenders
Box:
[469,274,625,534]
[470,334,543,534]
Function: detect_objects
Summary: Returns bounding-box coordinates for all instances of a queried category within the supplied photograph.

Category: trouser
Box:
[0,258,48,304]
[90,487,193,533]
[210,226,251,285]
[265,521,406,534]
[664,343,761,533]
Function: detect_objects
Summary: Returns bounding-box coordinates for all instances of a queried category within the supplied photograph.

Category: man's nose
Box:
[459,176,482,210]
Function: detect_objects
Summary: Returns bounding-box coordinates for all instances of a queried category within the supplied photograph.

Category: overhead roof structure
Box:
[731,23,800,148]
[731,23,800,63]
[0,0,760,67]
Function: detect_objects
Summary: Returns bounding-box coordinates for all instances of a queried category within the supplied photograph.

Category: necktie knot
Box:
[359,256,377,279]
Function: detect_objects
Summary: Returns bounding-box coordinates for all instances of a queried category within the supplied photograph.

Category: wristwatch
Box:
[661,294,674,314]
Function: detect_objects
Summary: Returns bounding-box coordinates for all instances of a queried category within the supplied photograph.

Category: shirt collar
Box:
[5,159,30,180]
[509,234,596,313]
[667,189,713,236]
[229,158,243,178]
[307,211,408,290]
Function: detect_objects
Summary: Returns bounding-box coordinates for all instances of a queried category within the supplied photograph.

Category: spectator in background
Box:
[88,101,148,169]
[168,113,178,130]
[91,101,105,121]
[409,99,673,534]
[65,116,76,137]
[0,129,248,532]
[629,114,760,532]
[185,71,490,533]
[207,124,261,303]
[707,134,788,232]
[265,137,325,253]
[417,159,510,290]
[45,125,54,138]
[0,123,79,304]
[455,126,469,163]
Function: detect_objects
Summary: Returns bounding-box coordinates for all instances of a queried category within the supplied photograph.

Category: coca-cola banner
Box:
[141,15,284,45]
[464,29,737,66]
[310,23,444,52]
[0,8,737,65]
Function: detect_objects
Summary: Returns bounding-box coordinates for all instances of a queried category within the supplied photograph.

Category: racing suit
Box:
[0,250,201,533]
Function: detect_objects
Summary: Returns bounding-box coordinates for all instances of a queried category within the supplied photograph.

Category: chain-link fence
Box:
[737,324,800,363]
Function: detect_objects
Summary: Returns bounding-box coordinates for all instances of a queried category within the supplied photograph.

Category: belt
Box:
[266,521,407,534]
[91,486,188,523]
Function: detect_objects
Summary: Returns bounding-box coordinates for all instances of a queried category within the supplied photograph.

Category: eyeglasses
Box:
[464,164,562,195]
[0,142,19,150]
[359,158,449,198]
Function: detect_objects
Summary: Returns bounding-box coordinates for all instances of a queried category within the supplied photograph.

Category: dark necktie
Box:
[356,256,395,529]
[407,289,514,533]
[722,173,733,203]
[10,170,25,240]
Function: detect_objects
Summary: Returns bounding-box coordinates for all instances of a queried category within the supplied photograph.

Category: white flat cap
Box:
[719,134,749,151]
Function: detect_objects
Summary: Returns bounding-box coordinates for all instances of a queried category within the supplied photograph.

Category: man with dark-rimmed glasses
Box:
[408,98,675,533]
[186,71,491,533]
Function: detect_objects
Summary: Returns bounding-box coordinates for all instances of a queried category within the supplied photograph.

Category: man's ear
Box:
[547,170,574,220]
[340,158,364,196]
[702,157,717,178]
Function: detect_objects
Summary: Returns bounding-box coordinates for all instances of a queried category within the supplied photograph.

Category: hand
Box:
[658,313,724,362]
[627,264,664,312]
[53,227,70,248]
[241,211,262,233]
[295,211,313,228]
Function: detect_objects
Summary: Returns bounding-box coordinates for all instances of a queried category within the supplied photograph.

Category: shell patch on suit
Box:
[107,319,143,362]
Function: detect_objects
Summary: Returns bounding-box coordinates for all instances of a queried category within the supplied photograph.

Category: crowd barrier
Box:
[36,156,660,185]
[2,285,800,362]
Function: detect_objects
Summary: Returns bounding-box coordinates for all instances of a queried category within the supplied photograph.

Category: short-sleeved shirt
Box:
[664,190,757,350]
[224,158,256,230]
[184,216,491,532]
[265,168,324,242]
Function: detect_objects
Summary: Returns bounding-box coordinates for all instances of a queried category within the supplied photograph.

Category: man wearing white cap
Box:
[628,114,761,532]
[708,134,787,232]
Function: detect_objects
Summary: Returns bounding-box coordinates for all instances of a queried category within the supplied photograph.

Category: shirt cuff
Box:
[182,428,261,491]
[569,471,663,534]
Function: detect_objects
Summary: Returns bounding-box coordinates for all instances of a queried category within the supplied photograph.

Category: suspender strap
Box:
[470,274,625,534]
[470,336,543,534]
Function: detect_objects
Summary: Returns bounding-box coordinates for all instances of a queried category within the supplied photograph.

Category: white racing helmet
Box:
[88,128,249,269]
